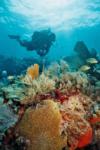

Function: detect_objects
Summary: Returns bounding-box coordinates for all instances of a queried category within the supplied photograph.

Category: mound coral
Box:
[15,100,66,150]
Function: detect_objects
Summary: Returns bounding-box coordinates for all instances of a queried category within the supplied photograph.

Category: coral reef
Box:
[14,92,94,150]
[0,82,26,102]
[0,60,100,150]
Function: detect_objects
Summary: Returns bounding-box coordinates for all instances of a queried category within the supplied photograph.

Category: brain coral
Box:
[15,100,67,150]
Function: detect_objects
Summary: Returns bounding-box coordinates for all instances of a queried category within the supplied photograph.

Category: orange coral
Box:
[15,100,67,150]
[60,93,93,150]
[61,111,92,150]
[78,126,93,148]
[27,64,39,80]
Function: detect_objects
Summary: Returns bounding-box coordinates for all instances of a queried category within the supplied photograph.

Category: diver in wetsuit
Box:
[8,29,56,57]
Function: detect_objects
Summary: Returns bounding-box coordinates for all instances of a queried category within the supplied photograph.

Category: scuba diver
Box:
[8,29,56,57]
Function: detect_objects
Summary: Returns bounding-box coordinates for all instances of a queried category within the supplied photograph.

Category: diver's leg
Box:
[8,35,30,48]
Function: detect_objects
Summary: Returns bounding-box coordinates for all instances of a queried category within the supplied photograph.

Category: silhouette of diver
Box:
[8,29,56,56]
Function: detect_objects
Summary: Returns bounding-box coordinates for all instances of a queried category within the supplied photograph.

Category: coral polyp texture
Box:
[15,100,66,150]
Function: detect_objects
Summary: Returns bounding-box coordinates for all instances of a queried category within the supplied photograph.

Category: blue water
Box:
[0,0,100,60]
[0,1,100,148]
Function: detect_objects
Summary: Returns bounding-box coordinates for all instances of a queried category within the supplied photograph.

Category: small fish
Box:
[86,58,98,64]
[79,65,90,72]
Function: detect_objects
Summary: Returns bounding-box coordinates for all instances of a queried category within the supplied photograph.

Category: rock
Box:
[74,41,91,60]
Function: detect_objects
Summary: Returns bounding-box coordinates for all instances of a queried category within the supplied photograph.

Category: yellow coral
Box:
[16,100,67,150]
[27,64,39,80]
